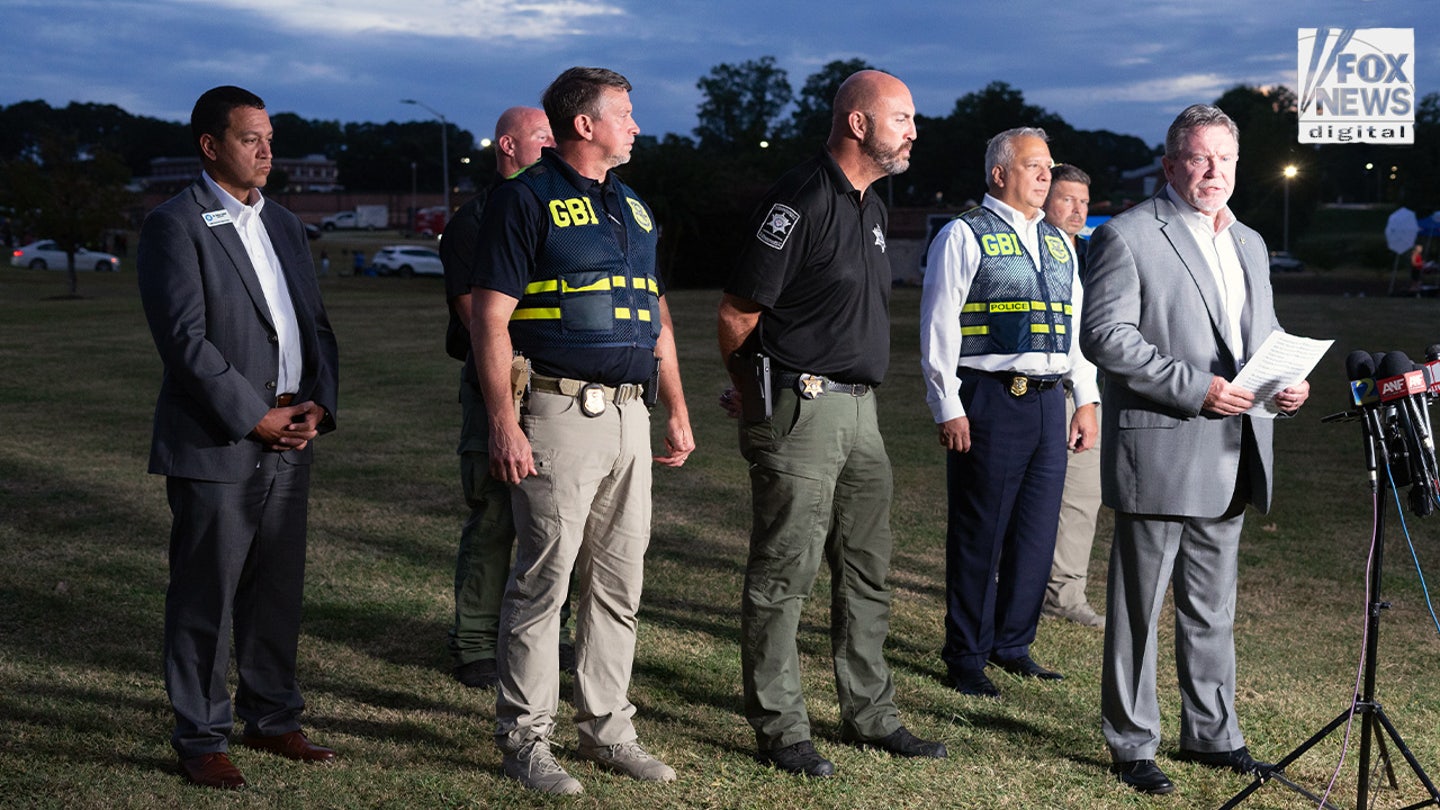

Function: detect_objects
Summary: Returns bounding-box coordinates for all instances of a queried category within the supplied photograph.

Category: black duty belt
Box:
[773,370,871,399]
[960,367,1061,397]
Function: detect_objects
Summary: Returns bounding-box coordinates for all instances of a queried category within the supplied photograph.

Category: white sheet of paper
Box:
[1233,332,1333,418]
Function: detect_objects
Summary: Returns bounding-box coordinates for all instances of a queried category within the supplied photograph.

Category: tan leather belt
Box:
[529,374,645,404]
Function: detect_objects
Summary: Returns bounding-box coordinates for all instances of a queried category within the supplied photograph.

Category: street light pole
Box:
[1282,164,1297,254]
[401,98,450,215]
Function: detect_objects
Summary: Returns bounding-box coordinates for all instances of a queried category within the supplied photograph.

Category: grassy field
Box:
[4,258,1440,809]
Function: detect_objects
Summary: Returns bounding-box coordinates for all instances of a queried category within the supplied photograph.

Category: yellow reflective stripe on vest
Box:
[524,279,559,295]
[512,307,561,320]
[1031,324,1051,334]
[960,325,989,336]
[611,308,655,321]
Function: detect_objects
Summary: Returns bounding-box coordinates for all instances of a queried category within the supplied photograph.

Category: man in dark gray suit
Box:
[1080,104,1310,796]
[137,85,340,790]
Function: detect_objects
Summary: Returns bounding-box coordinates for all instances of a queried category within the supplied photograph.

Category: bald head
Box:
[830,70,907,133]
[494,106,554,177]
[826,70,916,192]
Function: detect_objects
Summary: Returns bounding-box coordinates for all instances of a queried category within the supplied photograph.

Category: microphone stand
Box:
[1223,410,1440,810]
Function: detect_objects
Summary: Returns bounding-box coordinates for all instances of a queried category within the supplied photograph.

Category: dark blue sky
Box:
[2,0,1429,150]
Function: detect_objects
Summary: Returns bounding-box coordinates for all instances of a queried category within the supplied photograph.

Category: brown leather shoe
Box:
[240,730,337,762]
[179,752,247,789]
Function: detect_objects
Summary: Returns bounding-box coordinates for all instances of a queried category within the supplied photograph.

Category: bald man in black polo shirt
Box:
[718,69,945,778]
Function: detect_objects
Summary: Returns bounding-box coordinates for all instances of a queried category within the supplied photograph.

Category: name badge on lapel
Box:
[202,210,233,228]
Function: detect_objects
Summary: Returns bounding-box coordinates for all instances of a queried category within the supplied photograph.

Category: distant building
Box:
[140,154,340,193]
[1118,157,1164,199]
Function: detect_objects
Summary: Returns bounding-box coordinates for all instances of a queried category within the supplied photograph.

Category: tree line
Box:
[3,58,1438,289]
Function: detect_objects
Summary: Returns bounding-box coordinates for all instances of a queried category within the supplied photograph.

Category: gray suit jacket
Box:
[138,179,338,483]
[1079,187,1278,517]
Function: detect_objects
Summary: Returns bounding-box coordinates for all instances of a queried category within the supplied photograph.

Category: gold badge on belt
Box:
[580,383,607,417]
[1009,375,1029,397]
[797,374,825,399]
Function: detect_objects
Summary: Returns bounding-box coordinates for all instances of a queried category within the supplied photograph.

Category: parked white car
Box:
[10,240,120,271]
[371,245,443,277]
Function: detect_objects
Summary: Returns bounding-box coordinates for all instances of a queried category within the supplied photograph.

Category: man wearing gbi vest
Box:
[469,66,695,795]
[920,126,1099,699]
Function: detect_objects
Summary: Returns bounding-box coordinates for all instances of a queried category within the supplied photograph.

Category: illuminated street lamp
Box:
[1282,164,1298,253]
[401,98,450,214]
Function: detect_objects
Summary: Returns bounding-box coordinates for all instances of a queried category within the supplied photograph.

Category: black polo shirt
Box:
[440,187,491,378]
[470,149,662,385]
[726,149,891,386]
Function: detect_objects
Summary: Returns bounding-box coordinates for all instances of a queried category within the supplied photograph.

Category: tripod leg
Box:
[1372,706,1440,802]
[1220,708,1355,810]
[1373,716,1400,789]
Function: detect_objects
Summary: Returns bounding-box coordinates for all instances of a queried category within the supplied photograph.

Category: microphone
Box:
[1347,349,1379,407]
[1423,344,1440,398]
[1375,351,1428,404]
[1346,350,1383,490]
[1378,351,1438,513]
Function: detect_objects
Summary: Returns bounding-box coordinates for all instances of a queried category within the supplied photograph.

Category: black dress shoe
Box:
[453,658,499,689]
[179,752,247,789]
[988,654,1064,680]
[1112,759,1175,795]
[851,726,948,759]
[948,668,1000,697]
[758,740,835,777]
[1175,746,1273,776]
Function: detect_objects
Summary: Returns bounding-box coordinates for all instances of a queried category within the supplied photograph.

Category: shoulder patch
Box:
[1044,234,1071,264]
[626,197,653,232]
[756,203,800,250]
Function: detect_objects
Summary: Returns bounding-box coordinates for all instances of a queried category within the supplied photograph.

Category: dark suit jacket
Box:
[1080,187,1278,517]
[138,179,338,483]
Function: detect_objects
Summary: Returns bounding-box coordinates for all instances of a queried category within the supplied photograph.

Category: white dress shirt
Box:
[919,193,1101,424]
[203,171,303,396]
[1164,185,1246,361]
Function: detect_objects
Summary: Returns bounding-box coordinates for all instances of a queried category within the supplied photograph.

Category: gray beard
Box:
[862,136,909,175]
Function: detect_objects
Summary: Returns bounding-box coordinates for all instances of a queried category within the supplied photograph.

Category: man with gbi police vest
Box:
[920,127,1100,700]
[469,66,695,795]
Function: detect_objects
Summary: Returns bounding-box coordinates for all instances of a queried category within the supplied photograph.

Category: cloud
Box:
[234,0,628,41]
[1046,73,1240,106]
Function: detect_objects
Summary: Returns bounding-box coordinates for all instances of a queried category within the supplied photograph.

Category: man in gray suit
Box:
[1080,104,1309,796]
[137,85,340,790]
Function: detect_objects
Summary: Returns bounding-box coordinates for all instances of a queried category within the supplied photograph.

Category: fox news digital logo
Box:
[1298,28,1414,145]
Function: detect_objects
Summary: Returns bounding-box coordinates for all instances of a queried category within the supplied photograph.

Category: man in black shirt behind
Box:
[718,69,946,778]
[439,106,558,690]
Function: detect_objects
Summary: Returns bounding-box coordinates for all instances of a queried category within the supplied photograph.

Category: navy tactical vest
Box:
[509,163,660,353]
[955,206,1074,357]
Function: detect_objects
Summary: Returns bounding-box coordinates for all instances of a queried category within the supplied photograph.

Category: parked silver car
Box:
[10,239,120,271]
[1268,250,1305,273]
